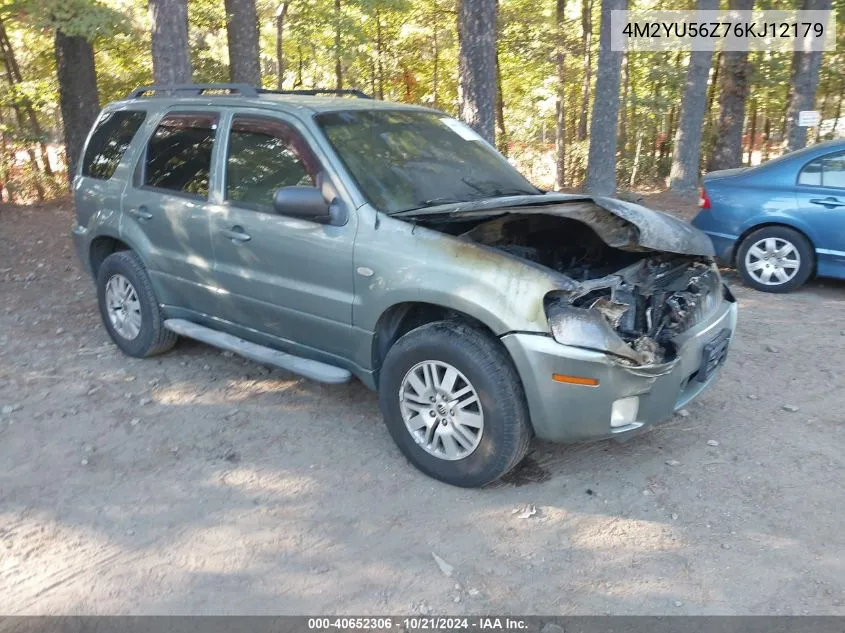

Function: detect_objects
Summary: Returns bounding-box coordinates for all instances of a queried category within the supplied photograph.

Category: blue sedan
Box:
[692,139,845,292]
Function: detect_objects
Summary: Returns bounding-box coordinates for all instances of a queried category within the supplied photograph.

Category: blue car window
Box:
[823,155,845,188]
[798,159,822,186]
[798,152,845,189]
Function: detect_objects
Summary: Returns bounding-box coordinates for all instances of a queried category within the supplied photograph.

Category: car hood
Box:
[393,192,715,257]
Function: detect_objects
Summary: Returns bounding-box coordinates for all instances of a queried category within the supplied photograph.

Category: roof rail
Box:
[126,84,374,101]
[127,83,258,99]
[257,88,373,99]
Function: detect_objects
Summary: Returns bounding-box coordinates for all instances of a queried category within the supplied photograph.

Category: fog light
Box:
[610,396,639,428]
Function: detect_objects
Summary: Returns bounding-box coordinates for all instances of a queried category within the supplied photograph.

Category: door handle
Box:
[220,226,251,243]
[127,205,153,220]
[809,197,844,208]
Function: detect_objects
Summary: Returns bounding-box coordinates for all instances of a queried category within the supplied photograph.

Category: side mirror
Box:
[273,186,331,221]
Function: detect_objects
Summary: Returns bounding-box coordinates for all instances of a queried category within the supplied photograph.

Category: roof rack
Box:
[127,84,258,99]
[257,88,372,99]
[127,84,373,100]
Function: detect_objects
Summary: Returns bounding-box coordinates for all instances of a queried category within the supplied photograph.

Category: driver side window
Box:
[225,116,319,212]
[798,152,845,188]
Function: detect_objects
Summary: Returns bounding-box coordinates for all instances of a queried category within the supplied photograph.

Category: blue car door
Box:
[793,150,845,275]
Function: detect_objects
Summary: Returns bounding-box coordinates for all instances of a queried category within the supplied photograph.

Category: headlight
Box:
[544,292,646,364]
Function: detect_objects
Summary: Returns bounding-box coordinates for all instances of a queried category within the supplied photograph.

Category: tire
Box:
[96,250,177,357]
[736,226,813,293]
[378,320,532,487]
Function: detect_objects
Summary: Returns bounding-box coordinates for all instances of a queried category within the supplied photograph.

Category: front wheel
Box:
[736,226,813,293]
[378,321,532,487]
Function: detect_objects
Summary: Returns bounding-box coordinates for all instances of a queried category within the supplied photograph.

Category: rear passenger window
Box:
[798,152,845,188]
[81,110,146,180]
[143,113,218,198]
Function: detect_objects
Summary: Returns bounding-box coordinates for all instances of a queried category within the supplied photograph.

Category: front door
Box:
[121,110,222,316]
[208,112,356,359]
[794,150,845,270]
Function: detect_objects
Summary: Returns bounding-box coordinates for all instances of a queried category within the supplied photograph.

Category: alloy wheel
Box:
[398,360,484,461]
[105,274,142,340]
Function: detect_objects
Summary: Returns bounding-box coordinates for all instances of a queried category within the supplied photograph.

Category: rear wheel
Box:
[378,321,532,487]
[96,251,177,357]
[736,226,813,293]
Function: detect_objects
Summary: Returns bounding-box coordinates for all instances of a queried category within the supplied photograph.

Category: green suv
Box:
[72,84,737,487]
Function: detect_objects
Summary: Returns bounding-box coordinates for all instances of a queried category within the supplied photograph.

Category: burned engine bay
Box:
[425,212,723,365]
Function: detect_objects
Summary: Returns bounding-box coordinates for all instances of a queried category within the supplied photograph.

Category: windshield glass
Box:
[315,109,540,214]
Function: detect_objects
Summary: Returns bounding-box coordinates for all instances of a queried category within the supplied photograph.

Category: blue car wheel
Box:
[736,226,813,293]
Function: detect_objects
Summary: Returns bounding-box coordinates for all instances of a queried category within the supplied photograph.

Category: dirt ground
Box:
[1,200,844,616]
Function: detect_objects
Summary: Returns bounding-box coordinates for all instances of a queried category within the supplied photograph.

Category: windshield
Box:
[315,109,541,214]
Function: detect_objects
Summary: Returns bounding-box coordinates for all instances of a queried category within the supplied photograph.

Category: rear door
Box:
[75,108,147,231]
[794,152,845,257]
[121,110,223,315]
[207,111,356,359]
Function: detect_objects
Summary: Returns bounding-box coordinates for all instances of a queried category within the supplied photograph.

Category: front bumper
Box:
[502,295,738,442]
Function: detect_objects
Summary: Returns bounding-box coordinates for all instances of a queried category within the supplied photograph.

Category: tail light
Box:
[699,187,711,209]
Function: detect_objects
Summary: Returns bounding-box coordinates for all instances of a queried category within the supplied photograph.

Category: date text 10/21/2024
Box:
[307,617,530,630]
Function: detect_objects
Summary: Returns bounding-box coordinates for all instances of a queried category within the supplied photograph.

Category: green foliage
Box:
[8,0,128,39]
[0,0,842,200]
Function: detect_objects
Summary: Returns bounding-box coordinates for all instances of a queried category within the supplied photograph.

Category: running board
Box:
[164,319,352,384]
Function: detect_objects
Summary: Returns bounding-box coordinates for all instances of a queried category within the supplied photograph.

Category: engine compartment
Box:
[424,212,722,364]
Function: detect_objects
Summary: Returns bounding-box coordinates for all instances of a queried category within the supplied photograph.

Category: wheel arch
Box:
[89,234,133,278]
[371,301,511,387]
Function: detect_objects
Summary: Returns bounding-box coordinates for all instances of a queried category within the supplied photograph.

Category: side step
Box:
[164,319,352,384]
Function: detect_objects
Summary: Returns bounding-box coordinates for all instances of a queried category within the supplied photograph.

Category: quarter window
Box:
[143,113,218,198]
[81,110,146,180]
[225,116,319,211]
[798,152,845,189]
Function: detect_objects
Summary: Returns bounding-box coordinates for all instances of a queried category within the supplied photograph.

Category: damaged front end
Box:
[410,200,727,366]
[544,257,724,365]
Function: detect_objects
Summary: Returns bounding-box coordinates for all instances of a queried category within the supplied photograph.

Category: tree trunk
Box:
[554,0,567,188]
[276,2,290,89]
[576,0,593,141]
[334,0,343,90]
[225,0,261,86]
[0,32,42,198]
[495,47,507,155]
[149,0,192,84]
[432,14,439,107]
[458,0,497,143]
[702,50,721,164]
[376,10,385,100]
[585,0,626,195]
[629,131,642,188]
[618,52,628,157]
[54,30,100,184]
[668,0,718,194]
[707,0,754,172]
[746,100,757,165]
[829,77,844,140]
[0,20,53,176]
[762,116,771,161]
[0,108,11,203]
[814,69,831,143]
[783,0,831,151]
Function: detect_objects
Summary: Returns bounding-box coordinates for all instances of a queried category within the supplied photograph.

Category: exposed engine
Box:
[425,212,722,364]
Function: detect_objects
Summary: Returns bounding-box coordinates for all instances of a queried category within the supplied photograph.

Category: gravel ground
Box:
[1,201,844,615]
